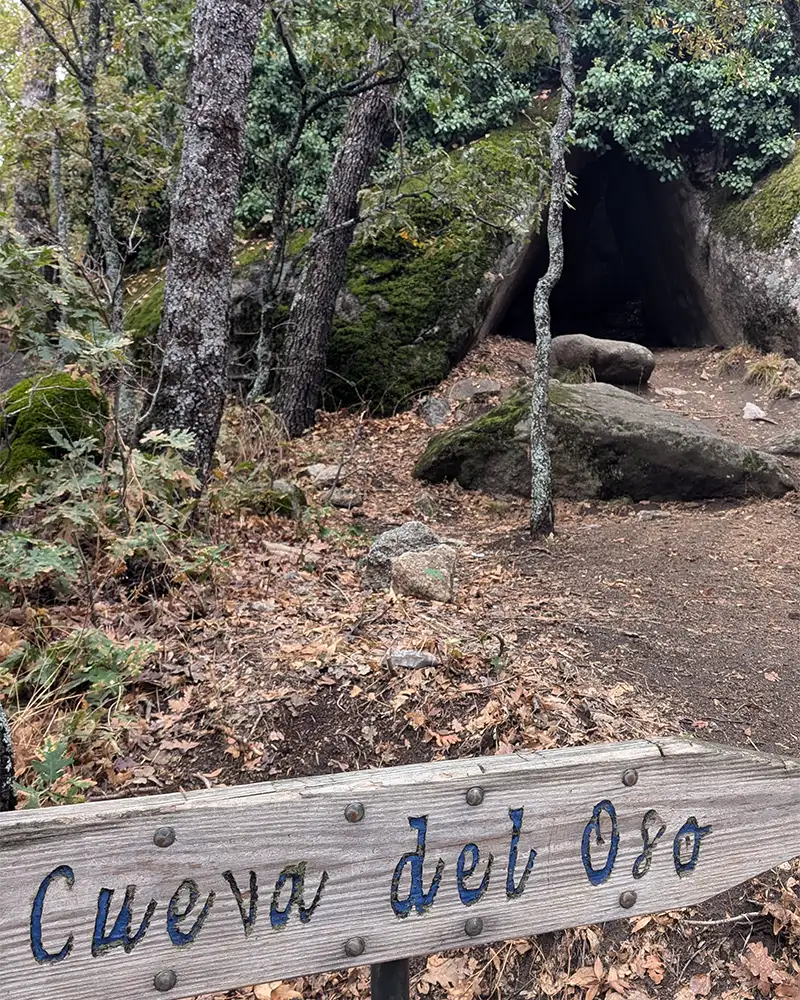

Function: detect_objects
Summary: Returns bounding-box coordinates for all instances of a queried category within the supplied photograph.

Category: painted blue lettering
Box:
[30,865,75,964]
[391,816,445,918]
[167,879,216,946]
[506,808,536,899]
[633,809,666,880]
[673,817,712,877]
[270,862,328,929]
[92,885,157,956]
[223,870,258,937]
[456,844,493,906]
[582,800,619,886]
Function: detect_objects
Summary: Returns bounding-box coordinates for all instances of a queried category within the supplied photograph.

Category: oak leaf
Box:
[740,942,786,995]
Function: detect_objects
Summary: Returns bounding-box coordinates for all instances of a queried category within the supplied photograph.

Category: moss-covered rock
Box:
[713,146,800,251]
[326,216,504,412]
[414,382,796,501]
[0,373,109,480]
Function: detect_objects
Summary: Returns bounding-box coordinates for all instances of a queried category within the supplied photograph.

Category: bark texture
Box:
[0,705,16,813]
[530,0,576,537]
[14,19,54,246]
[273,43,393,437]
[51,130,69,249]
[146,0,266,480]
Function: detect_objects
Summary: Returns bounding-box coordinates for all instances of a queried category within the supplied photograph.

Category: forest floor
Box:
[5,337,800,1000]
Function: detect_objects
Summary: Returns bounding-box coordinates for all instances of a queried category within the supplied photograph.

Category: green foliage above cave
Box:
[712,145,800,250]
[0,373,109,481]
[574,0,800,194]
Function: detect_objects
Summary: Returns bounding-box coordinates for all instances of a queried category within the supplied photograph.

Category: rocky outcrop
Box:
[129,130,543,415]
[551,335,655,385]
[414,382,797,501]
[680,149,800,358]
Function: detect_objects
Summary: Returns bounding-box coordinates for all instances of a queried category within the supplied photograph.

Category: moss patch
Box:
[413,390,528,482]
[0,373,108,480]
[713,146,800,250]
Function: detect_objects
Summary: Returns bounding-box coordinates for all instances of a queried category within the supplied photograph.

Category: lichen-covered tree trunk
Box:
[145,0,266,481]
[530,0,576,537]
[0,705,16,813]
[273,45,392,438]
[14,19,54,246]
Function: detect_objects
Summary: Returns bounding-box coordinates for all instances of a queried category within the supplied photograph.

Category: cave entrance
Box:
[491,151,718,348]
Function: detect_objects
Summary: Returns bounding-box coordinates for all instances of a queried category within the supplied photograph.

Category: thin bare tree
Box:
[530,0,576,537]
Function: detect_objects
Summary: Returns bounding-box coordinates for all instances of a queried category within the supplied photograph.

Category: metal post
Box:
[371,960,410,1000]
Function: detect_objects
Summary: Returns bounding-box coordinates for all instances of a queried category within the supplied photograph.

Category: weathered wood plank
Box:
[0,736,798,1000]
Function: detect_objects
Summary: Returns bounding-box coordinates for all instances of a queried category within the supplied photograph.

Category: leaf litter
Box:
[4,338,800,999]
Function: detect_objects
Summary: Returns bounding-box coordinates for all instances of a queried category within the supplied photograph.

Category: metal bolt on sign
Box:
[153,827,176,848]
[153,970,177,992]
[344,937,365,958]
[345,802,365,823]
[622,769,639,787]
[465,786,485,806]
[619,890,637,909]
[464,917,484,937]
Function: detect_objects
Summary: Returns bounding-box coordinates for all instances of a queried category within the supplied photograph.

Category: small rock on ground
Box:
[450,378,503,402]
[328,487,363,509]
[303,463,345,487]
[768,430,800,456]
[391,544,457,603]
[419,396,451,427]
[364,521,441,591]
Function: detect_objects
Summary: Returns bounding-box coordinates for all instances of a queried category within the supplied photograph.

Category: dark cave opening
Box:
[490,152,718,348]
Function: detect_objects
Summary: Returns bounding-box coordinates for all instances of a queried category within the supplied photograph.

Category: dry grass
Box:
[713,343,760,373]
[553,364,596,384]
[217,402,287,469]
[713,346,799,398]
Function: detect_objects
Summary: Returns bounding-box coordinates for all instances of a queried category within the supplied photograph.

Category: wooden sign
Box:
[1,736,799,1000]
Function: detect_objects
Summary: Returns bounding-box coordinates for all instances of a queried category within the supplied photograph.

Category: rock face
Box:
[364,521,441,590]
[414,382,797,501]
[0,704,16,812]
[551,335,656,386]
[391,545,457,603]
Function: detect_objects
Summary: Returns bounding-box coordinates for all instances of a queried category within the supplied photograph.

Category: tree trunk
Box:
[144,0,266,481]
[51,129,69,250]
[14,19,54,246]
[0,705,16,813]
[273,42,392,437]
[529,0,576,537]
